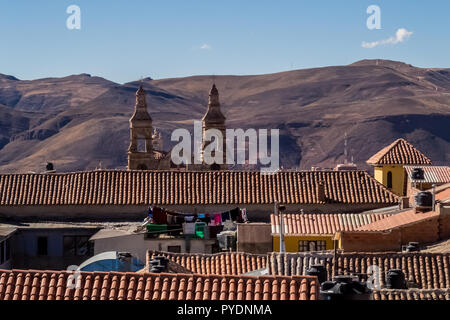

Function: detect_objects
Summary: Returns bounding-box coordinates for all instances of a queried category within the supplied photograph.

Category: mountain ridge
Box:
[1,59,449,173]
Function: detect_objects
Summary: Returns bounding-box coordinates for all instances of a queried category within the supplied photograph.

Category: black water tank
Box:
[306,264,327,283]
[320,275,371,300]
[153,256,169,267]
[46,162,54,171]
[406,242,419,252]
[150,265,166,273]
[411,168,425,180]
[386,269,407,289]
[415,191,432,207]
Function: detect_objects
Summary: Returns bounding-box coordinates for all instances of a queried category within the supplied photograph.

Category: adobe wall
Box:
[438,204,450,239]
[237,223,272,254]
[340,230,401,252]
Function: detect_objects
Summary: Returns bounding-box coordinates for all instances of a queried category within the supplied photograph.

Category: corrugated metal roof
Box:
[270,213,393,235]
[405,165,450,184]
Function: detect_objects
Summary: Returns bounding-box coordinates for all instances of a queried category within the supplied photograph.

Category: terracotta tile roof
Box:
[405,166,450,184]
[147,251,268,275]
[268,252,450,289]
[356,209,438,232]
[270,213,393,235]
[367,138,432,165]
[0,170,398,206]
[0,269,318,300]
[373,289,450,300]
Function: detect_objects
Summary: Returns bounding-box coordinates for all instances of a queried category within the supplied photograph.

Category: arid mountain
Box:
[0,59,449,173]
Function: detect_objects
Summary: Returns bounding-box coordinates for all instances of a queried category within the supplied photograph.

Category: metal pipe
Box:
[432,184,436,212]
[276,202,286,253]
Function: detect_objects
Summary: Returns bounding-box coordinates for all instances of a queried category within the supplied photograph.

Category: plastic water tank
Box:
[415,191,432,207]
[411,168,425,180]
[386,269,407,289]
[306,264,327,283]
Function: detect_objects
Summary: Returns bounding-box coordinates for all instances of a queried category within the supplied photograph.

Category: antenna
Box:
[344,132,348,164]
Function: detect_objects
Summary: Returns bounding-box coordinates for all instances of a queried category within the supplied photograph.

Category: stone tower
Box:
[128,85,154,170]
[201,84,227,170]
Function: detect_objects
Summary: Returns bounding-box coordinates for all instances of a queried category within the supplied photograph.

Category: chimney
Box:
[399,197,409,210]
[317,182,326,202]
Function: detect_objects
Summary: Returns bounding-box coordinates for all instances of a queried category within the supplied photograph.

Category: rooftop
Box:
[367,138,432,166]
[270,212,394,235]
[147,251,268,276]
[356,208,438,232]
[268,251,450,289]
[0,269,318,300]
[373,289,450,300]
[147,250,450,290]
[0,169,398,206]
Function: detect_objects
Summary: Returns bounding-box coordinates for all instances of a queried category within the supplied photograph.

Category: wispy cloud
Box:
[200,43,212,50]
[362,28,413,49]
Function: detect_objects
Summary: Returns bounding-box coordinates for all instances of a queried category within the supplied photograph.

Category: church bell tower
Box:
[128,85,154,170]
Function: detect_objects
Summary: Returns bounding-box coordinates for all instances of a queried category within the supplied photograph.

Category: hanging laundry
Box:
[167,213,176,225]
[197,213,211,224]
[152,206,167,225]
[221,211,231,222]
[230,207,240,221]
[208,213,220,226]
[241,208,248,222]
[175,215,185,224]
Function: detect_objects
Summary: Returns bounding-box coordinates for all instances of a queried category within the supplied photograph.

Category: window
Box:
[298,240,327,252]
[37,237,48,256]
[167,245,181,253]
[137,138,147,152]
[299,241,309,252]
[63,236,92,256]
[316,240,327,251]
[387,171,393,189]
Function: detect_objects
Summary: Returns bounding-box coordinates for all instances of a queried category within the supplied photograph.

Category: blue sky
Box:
[0,0,449,83]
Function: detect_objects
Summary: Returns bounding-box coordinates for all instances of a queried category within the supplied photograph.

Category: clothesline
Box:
[148,205,248,225]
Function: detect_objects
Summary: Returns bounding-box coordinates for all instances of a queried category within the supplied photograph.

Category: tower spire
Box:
[201,83,227,170]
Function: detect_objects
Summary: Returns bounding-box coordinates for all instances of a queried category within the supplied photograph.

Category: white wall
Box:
[93,234,215,262]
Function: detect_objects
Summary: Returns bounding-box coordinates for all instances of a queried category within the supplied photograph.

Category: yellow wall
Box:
[273,235,335,252]
[373,165,405,196]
